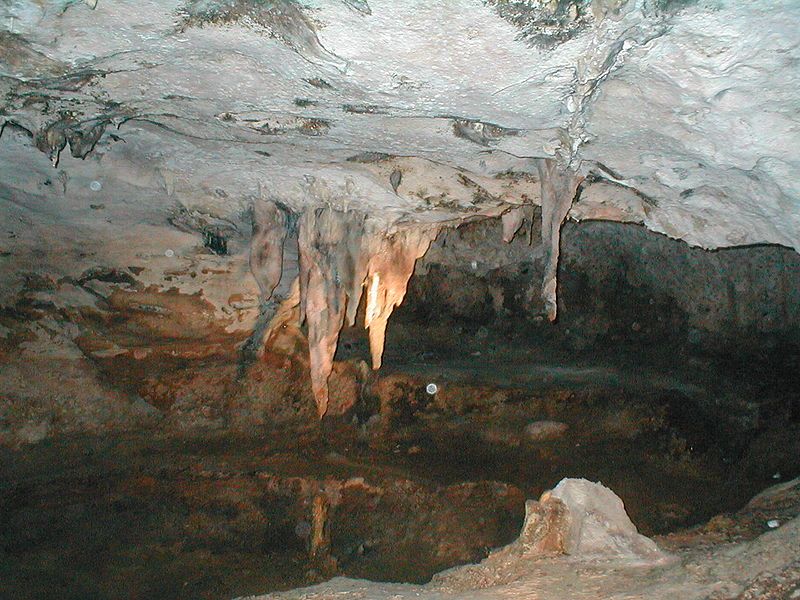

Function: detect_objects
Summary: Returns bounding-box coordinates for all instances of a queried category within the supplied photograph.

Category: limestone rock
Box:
[544,478,670,563]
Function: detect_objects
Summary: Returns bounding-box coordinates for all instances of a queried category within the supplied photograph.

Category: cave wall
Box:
[402,216,800,355]
[3,200,799,447]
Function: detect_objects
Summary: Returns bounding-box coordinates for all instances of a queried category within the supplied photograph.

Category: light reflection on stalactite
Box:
[254,203,439,417]
[365,273,381,323]
[536,158,583,321]
[363,228,439,369]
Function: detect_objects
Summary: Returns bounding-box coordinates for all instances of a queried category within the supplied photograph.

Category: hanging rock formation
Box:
[501,204,535,245]
[501,205,527,244]
[500,160,582,319]
[262,278,304,357]
[297,207,367,417]
[254,163,587,415]
[255,203,438,417]
[362,227,439,369]
[536,159,584,321]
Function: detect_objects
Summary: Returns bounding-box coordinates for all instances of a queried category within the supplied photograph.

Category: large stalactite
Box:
[298,207,367,417]
[362,227,440,369]
[253,203,439,417]
[536,159,583,322]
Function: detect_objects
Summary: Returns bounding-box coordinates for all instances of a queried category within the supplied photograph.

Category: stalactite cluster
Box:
[245,151,596,416]
[252,204,439,416]
[251,160,585,416]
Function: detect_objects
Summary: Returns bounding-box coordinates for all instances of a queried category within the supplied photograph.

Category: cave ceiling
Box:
[0,0,799,307]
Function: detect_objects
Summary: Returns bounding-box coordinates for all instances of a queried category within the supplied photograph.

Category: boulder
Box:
[521,478,671,564]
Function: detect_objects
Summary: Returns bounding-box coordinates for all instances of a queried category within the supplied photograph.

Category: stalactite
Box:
[502,203,537,245]
[253,202,438,417]
[501,206,526,243]
[262,277,303,356]
[363,228,439,369]
[298,208,365,417]
[536,158,583,321]
[34,122,68,167]
[250,201,289,301]
[301,207,402,416]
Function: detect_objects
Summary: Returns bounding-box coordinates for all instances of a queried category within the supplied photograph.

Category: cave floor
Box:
[2,347,798,600]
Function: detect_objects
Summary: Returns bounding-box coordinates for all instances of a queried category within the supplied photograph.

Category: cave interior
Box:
[0,1,799,599]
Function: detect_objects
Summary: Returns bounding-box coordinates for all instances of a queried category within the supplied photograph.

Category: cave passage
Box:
[2,219,798,600]
[2,2,799,599]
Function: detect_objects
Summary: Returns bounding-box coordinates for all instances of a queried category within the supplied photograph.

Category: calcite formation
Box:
[256,203,439,416]
[297,207,367,416]
[499,159,583,321]
[252,157,582,414]
[250,200,290,301]
[501,205,531,244]
[536,159,583,321]
[0,0,798,411]
[361,226,440,369]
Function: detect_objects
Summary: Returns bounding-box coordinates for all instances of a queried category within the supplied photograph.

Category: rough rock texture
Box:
[241,477,800,600]
[544,478,669,562]
[256,204,439,415]
[524,420,568,440]
[0,429,528,598]
[1,0,799,422]
[406,218,800,352]
[1,0,798,264]
[250,200,290,301]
